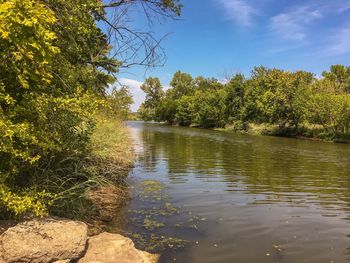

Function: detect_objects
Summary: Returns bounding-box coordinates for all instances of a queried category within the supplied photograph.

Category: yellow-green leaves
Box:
[0,0,59,89]
[0,186,54,217]
[0,0,129,219]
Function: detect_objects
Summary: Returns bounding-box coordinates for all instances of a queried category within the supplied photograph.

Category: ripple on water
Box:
[116,122,350,263]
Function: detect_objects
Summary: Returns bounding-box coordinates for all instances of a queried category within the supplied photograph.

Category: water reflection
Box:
[121,122,350,263]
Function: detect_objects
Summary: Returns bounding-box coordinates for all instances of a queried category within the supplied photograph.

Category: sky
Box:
[115,0,350,111]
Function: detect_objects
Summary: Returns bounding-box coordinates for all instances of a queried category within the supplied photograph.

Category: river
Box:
[112,121,350,263]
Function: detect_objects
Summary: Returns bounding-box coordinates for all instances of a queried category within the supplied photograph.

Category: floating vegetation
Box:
[188,215,207,222]
[273,244,283,252]
[125,232,189,252]
[123,179,208,253]
[138,180,169,202]
[128,203,180,218]
[143,217,165,230]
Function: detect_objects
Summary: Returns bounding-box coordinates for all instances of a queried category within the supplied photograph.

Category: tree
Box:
[170,71,194,99]
[322,65,350,93]
[175,95,195,126]
[107,86,134,119]
[138,77,164,121]
[242,67,314,129]
[156,89,178,124]
[0,0,183,218]
[99,0,182,69]
[192,89,226,128]
[306,78,350,134]
[224,74,245,123]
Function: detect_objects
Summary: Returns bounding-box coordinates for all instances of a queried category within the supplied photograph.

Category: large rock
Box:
[0,218,87,263]
[78,232,158,263]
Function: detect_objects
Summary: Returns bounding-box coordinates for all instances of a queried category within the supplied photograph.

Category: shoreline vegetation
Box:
[137,66,350,144]
[217,122,350,144]
[0,0,182,221]
[0,114,134,226]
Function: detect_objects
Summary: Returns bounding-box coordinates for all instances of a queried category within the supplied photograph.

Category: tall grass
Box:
[38,115,134,220]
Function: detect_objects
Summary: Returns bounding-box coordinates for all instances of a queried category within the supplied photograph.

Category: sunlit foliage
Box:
[139,65,350,140]
[0,0,181,218]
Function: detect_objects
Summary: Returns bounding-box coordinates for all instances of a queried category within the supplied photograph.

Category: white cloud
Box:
[328,27,350,55]
[218,0,258,26]
[119,78,143,89]
[270,6,322,41]
[118,78,144,112]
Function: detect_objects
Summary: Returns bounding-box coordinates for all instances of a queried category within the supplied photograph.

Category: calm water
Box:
[113,121,350,263]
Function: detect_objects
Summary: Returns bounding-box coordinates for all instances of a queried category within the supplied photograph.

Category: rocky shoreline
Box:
[0,218,158,263]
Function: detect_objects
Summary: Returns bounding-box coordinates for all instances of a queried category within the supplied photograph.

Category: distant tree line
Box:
[138,65,350,140]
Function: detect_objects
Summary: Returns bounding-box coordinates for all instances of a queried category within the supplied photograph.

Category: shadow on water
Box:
[110,121,350,263]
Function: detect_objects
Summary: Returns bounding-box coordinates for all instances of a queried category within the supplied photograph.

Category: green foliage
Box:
[322,65,350,93]
[140,65,350,141]
[306,79,350,134]
[192,89,226,128]
[175,96,195,126]
[225,74,245,123]
[0,0,107,218]
[0,0,182,219]
[0,0,59,89]
[105,87,134,120]
[138,77,164,121]
[156,91,178,124]
[243,68,314,128]
[0,186,54,218]
[170,71,194,99]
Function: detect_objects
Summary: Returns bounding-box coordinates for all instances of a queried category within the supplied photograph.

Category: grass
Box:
[0,112,134,223]
[44,114,134,224]
[91,115,133,164]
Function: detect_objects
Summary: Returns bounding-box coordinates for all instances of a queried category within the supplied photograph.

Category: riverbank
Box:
[82,115,134,231]
[45,114,135,225]
[215,122,350,144]
[0,118,160,262]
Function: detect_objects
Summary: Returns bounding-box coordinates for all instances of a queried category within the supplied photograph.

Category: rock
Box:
[0,218,87,263]
[78,232,158,263]
[53,261,71,263]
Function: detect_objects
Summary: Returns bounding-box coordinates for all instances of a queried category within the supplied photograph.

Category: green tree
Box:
[192,89,226,128]
[0,0,183,218]
[242,67,314,129]
[138,77,164,121]
[106,86,133,119]
[322,65,350,93]
[170,71,194,99]
[175,95,195,126]
[157,89,178,124]
[306,78,350,134]
[224,74,245,123]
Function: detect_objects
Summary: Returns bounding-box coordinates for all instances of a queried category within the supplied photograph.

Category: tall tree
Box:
[322,65,350,93]
[138,77,164,121]
[170,71,194,99]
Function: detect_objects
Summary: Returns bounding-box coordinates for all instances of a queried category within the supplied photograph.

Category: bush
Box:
[0,187,54,218]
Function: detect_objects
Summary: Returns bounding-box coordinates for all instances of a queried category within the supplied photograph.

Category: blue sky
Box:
[115,0,350,111]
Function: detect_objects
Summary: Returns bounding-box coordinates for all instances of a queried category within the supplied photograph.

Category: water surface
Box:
[115,122,350,263]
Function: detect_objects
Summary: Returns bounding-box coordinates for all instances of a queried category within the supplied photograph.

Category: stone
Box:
[78,232,158,263]
[0,218,87,263]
